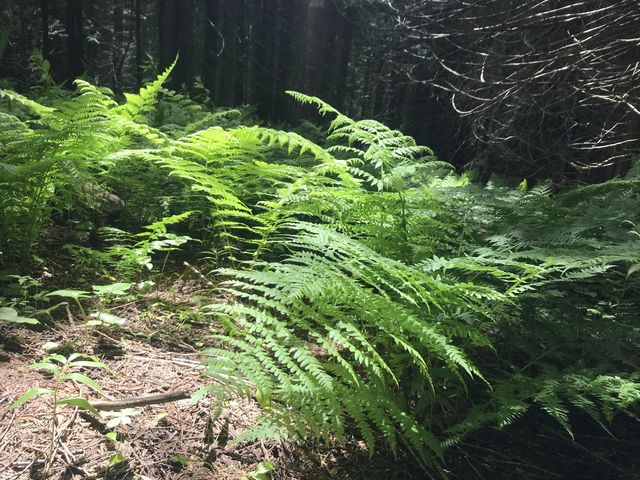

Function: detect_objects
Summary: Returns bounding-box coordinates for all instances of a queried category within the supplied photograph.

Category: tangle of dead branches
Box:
[391,0,640,181]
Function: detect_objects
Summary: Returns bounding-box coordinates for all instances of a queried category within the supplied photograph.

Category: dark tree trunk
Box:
[173,0,193,88]
[318,0,340,103]
[372,57,388,117]
[216,0,242,106]
[65,0,84,82]
[204,0,220,95]
[251,0,277,118]
[273,0,296,120]
[111,0,124,90]
[158,0,194,89]
[233,0,246,105]
[303,0,343,103]
[285,0,309,120]
[333,9,353,109]
[158,0,166,72]
[303,0,326,96]
[135,0,142,88]
[40,0,49,59]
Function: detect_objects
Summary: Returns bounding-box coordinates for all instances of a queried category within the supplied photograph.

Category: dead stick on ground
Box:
[0,410,16,445]
[90,390,191,410]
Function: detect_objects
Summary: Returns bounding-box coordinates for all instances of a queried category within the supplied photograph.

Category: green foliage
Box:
[0,61,230,268]
[0,306,38,324]
[101,408,142,429]
[12,353,106,409]
[249,461,274,480]
[0,274,68,324]
[193,94,639,462]
[87,311,127,327]
[0,79,126,264]
[10,352,106,475]
[92,282,133,299]
[201,221,495,461]
[101,212,195,275]
[1,63,637,469]
[117,57,178,122]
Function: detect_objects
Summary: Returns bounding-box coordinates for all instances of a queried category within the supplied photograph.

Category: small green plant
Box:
[248,461,274,480]
[94,213,194,277]
[87,311,127,327]
[0,274,62,324]
[43,282,134,327]
[92,282,134,301]
[45,289,91,317]
[86,282,134,327]
[10,353,106,475]
[0,306,38,324]
[104,431,128,470]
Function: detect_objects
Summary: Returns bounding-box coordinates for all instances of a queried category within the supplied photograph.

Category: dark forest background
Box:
[2,0,639,184]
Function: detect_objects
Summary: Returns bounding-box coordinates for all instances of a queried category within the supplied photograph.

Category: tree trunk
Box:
[318,0,340,104]
[333,8,353,110]
[204,0,220,95]
[40,0,49,59]
[135,0,142,88]
[173,0,193,89]
[303,0,326,96]
[250,0,278,117]
[273,0,296,120]
[216,0,241,106]
[65,0,84,82]
[233,0,246,105]
[158,0,193,90]
[111,0,124,90]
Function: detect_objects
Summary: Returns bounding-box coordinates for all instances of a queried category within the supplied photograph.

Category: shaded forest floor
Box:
[0,277,266,479]
[1,274,638,480]
[0,275,411,480]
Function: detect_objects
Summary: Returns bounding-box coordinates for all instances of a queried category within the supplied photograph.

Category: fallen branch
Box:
[90,390,190,410]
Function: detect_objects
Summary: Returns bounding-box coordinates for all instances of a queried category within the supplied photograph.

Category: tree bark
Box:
[111,0,124,91]
[204,0,220,96]
[158,0,193,90]
[333,8,353,110]
[40,0,49,60]
[216,0,242,106]
[65,0,84,82]
[135,0,142,88]
[251,0,277,118]
[272,0,296,120]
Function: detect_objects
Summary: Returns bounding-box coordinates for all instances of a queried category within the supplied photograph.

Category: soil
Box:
[0,282,268,480]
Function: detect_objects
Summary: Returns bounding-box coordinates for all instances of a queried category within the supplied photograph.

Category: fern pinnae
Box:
[115,56,178,122]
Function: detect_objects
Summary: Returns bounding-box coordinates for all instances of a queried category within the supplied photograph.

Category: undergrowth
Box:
[0,62,638,470]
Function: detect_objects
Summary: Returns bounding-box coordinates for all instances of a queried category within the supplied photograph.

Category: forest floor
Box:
[1,274,638,480]
[0,275,417,480]
[0,276,266,479]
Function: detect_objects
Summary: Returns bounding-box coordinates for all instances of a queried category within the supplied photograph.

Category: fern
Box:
[115,57,178,122]
[0,88,56,116]
[2,64,637,471]
[197,221,497,462]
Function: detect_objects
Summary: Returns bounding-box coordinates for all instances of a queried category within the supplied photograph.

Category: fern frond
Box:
[0,89,55,116]
[116,56,178,121]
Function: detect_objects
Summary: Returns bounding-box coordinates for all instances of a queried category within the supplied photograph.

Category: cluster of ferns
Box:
[1,62,638,466]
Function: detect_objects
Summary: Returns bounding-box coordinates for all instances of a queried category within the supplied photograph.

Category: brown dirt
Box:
[0,324,270,480]
[0,277,406,480]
